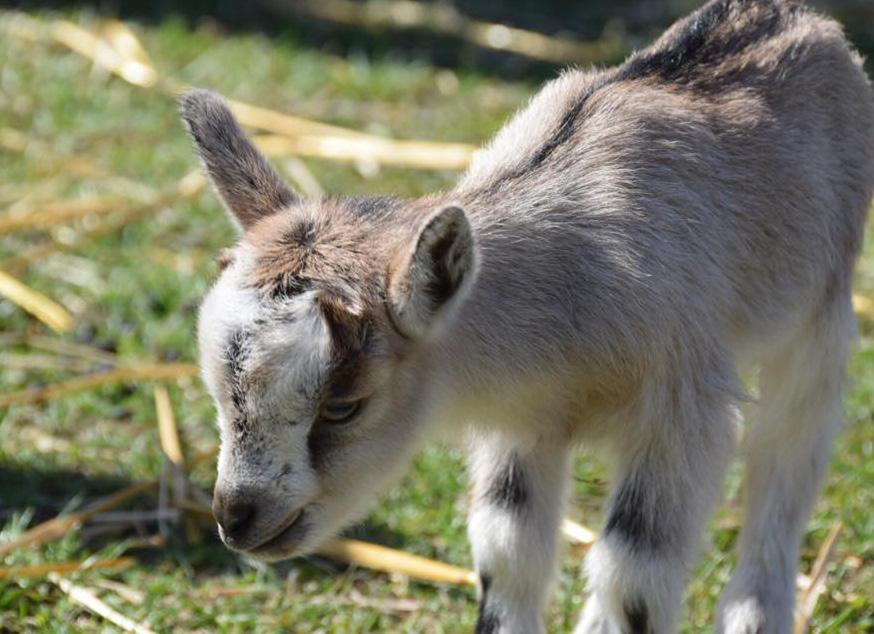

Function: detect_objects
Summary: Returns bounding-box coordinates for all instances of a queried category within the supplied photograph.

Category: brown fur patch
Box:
[244,197,429,400]
[246,199,404,304]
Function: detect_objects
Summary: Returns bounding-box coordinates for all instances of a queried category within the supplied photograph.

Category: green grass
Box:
[1,10,872,633]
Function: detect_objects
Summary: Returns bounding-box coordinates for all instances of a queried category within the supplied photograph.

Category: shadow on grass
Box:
[0,463,132,525]
[0,462,467,587]
[0,462,227,573]
[0,0,664,82]
[4,0,872,80]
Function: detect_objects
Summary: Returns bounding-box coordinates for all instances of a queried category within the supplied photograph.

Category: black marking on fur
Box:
[307,427,340,473]
[345,195,399,219]
[494,0,797,185]
[604,475,662,552]
[623,596,652,634]
[475,573,500,634]
[285,219,317,249]
[479,572,492,601]
[475,609,500,634]
[269,275,309,299]
[487,454,528,510]
[225,329,251,413]
[621,0,791,85]
[523,72,615,174]
[620,0,733,83]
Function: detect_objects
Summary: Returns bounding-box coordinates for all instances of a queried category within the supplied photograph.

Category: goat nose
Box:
[213,489,256,543]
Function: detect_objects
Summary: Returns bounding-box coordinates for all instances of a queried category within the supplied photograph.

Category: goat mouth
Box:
[246,508,307,556]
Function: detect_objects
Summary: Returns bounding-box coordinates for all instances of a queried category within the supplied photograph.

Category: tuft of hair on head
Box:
[387,204,476,339]
[178,88,298,231]
[317,292,368,357]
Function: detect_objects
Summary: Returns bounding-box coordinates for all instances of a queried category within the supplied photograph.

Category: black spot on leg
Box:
[604,475,662,552]
[487,454,528,510]
[623,596,652,634]
[475,607,500,634]
[479,572,492,600]
[475,572,500,634]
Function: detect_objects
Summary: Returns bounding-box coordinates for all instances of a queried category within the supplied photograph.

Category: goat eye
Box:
[319,400,361,423]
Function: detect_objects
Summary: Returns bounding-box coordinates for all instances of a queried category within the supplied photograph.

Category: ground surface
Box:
[0,9,872,633]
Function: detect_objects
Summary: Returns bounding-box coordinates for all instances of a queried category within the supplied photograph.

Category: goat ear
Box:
[178,89,297,231]
[388,204,475,338]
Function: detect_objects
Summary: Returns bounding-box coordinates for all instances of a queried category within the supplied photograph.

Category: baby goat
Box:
[181,1,874,632]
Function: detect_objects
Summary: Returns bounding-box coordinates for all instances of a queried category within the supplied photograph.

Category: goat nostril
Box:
[214,494,256,542]
[226,501,255,537]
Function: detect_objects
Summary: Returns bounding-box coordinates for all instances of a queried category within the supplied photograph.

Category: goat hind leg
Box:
[717,298,854,634]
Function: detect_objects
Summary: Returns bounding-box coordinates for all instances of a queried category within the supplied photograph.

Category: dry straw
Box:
[0,196,122,234]
[852,294,874,323]
[0,557,134,581]
[49,572,156,634]
[0,363,199,408]
[2,171,205,275]
[0,269,73,333]
[92,578,145,605]
[318,539,478,586]
[254,133,475,171]
[154,386,185,467]
[793,522,843,634]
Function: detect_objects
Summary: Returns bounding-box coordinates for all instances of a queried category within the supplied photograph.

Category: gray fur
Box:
[185,1,874,631]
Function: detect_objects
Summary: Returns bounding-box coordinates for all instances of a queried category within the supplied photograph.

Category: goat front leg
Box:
[576,376,736,634]
[467,435,571,634]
